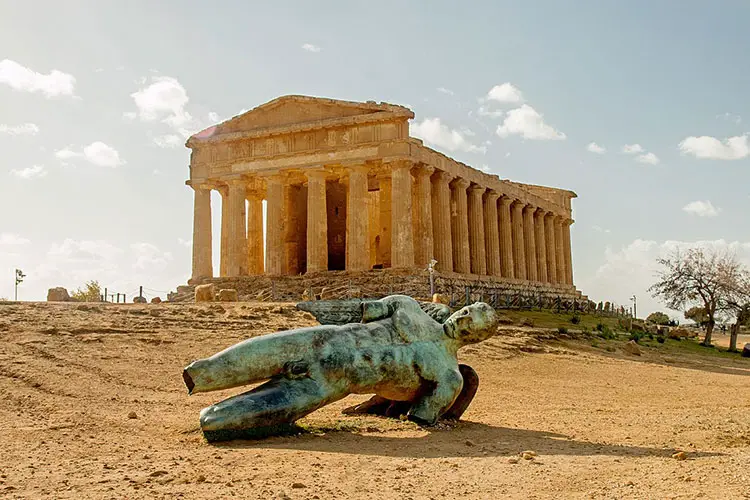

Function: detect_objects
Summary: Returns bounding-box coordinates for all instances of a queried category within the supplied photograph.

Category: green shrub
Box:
[629,332,643,343]
[557,326,568,334]
[596,322,605,332]
[596,325,615,340]
[570,315,581,325]
[656,335,666,344]
[71,280,102,302]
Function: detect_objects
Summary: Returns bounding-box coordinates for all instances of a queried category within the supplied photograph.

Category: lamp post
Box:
[630,295,637,319]
[14,268,26,301]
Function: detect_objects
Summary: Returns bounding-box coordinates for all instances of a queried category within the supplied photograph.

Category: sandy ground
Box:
[1,301,749,499]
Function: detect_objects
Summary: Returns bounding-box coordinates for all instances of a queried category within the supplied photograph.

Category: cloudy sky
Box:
[1,0,749,316]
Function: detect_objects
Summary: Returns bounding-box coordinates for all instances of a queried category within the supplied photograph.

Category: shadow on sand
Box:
[213,420,723,460]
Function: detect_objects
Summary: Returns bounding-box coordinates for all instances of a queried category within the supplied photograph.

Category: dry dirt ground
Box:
[1,301,749,499]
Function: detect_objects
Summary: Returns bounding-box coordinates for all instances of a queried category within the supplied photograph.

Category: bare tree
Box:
[649,247,748,347]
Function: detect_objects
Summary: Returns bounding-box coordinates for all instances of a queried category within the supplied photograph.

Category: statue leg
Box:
[341,364,479,421]
[199,376,344,442]
[441,364,479,420]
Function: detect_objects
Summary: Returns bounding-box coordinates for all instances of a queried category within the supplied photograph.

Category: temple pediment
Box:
[202,95,413,139]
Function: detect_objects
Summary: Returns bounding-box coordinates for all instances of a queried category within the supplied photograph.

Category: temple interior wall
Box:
[326,182,347,271]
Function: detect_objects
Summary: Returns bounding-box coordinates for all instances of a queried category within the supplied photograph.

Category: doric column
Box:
[450,178,471,274]
[431,171,454,272]
[377,172,392,268]
[522,205,537,282]
[554,216,566,285]
[468,185,486,275]
[246,188,264,275]
[218,185,229,277]
[391,161,414,268]
[225,178,248,277]
[563,219,574,285]
[345,165,370,271]
[413,165,434,268]
[498,195,514,278]
[544,212,557,284]
[483,191,501,276]
[306,170,328,273]
[533,209,548,283]
[189,183,213,282]
[265,175,284,275]
[511,201,526,280]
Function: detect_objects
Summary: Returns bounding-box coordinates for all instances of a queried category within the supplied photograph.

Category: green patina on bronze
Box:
[182,295,499,442]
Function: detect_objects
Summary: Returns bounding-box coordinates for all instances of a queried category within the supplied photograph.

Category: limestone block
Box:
[133,296,147,304]
[623,340,641,356]
[195,284,216,302]
[742,343,750,358]
[218,289,238,302]
[47,287,71,302]
[432,293,450,305]
[151,297,162,304]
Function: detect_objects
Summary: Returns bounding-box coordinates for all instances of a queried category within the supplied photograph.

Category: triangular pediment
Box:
[207,95,412,136]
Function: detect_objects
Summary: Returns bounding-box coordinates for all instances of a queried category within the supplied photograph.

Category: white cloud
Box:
[301,43,321,53]
[581,239,750,319]
[496,104,565,140]
[131,243,173,271]
[486,83,524,104]
[177,238,192,248]
[129,76,195,135]
[153,134,182,148]
[48,239,124,263]
[55,142,125,167]
[436,87,454,95]
[411,118,487,154]
[717,112,741,125]
[0,59,76,97]
[586,142,606,154]
[207,111,220,122]
[477,106,504,118]
[0,233,30,245]
[10,165,47,179]
[678,134,749,160]
[592,225,611,233]
[122,111,137,120]
[621,144,644,154]
[635,152,660,165]
[0,123,39,135]
[682,200,721,217]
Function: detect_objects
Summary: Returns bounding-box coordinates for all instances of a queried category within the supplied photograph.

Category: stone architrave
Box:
[391,161,414,268]
[413,165,435,268]
[483,191,501,276]
[265,176,284,275]
[246,188,264,275]
[468,185,486,275]
[431,171,454,273]
[190,183,213,282]
[533,208,548,283]
[544,212,557,284]
[522,205,537,282]
[498,196,514,279]
[345,165,370,271]
[306,170,328,273]
[450,178,471,274]
[510,201,526,280]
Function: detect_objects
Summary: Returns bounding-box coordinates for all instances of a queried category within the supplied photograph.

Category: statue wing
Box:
[296,299,364,325]
[297,299,452,326]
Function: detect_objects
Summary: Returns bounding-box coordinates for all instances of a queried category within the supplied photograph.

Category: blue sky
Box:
[1,0,749,316]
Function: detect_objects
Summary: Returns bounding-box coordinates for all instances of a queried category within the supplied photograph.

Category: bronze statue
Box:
[183,295,498,442]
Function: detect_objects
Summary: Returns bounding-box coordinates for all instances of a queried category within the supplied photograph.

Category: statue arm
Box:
[361,295,421,323]
[407,368,464,426]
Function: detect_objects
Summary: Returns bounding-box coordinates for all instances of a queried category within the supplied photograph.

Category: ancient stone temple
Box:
[184,95,578,297]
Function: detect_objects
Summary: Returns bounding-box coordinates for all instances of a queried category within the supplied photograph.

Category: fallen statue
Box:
[182,294,498,442]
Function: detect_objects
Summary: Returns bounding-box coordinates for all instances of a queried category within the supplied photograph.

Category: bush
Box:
[557,326,568,334]
[71,280,102,302]
[656,335,666,344]
[596,325,615,340]
[596,322,605,332]
[629,332,643,343]
[570,315,581,325]
[646,311,671,325]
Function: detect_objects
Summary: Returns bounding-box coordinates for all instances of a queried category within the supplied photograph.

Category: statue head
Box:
[444,302,498,345]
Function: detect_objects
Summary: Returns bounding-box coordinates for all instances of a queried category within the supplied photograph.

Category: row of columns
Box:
[189,163,574,287]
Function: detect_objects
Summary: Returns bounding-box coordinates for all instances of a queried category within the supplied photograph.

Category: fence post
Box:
[556,296,561,313]
[104,288,108,302]
[139,285,143,299]
[124,294,127,303]
[272,281,276,301]
[464,286,470,306]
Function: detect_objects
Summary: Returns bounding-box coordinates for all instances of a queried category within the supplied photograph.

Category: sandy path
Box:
[0,302,748,499]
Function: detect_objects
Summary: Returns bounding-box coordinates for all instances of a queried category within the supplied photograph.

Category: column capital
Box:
[468,183,486,194]
[484,190,500,203]
[523,204,537,214]
[386,159,412,171]
[187,180,213,191]
[534,207,547,217]
[510,199,525,211]
[412,164,435,178]
[246,187,264,200]
[304,168,330,181]
[432,170,454,183]
[564,217,574,226]
[450,177,471,190]
[498,194,513,206]
[345,164,371,176]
